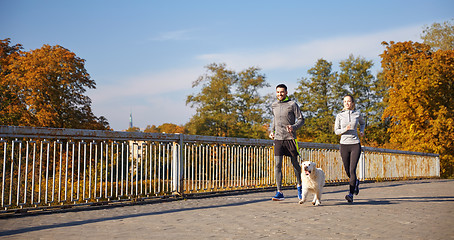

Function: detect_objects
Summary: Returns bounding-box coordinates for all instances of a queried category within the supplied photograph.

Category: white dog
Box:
[299,161,325,206]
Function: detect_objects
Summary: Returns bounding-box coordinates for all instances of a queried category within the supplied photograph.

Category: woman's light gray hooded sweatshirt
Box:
[334,110,366,145]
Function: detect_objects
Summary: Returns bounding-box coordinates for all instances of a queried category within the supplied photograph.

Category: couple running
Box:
[269,84,365,203]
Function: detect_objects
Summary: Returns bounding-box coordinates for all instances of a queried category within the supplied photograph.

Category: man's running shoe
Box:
[272,191,285,201]
[354,179,360,195]
[297,186,302,200]
[345,193,354,203]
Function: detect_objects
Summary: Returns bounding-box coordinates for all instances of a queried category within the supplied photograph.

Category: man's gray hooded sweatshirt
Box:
[271,97,304,140]
[334,109,366,145]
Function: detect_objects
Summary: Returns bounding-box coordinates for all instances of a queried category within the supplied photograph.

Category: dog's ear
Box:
[312,162,317,168]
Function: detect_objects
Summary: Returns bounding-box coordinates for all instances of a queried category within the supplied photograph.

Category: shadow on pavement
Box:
[1,179,452,236]
[321,195,454,206]
[0,198,269,237]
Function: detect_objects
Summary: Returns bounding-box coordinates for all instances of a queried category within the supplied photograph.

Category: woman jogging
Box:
[334,94,365,203]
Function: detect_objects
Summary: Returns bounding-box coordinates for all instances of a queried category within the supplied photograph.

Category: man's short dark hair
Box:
[276,84,287,91]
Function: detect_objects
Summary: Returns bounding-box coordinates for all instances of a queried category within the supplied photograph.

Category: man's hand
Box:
[286,125,293,133]
[269,132,274,139]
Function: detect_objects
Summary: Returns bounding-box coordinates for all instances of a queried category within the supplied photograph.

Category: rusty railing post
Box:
[172,133,184,194]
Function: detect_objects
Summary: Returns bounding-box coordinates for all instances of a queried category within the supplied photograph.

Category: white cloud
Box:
[95,24,423,105]
[89,24,424,130]
[91,66,201,103]
[88,66,202,130]
[150,29,198,41]
[90,94,195,131]
[196,24,423,71]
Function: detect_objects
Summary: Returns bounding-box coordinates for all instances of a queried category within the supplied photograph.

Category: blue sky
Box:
[1,0,453,131]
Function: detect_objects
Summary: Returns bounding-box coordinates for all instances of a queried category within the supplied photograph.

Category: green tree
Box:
[336,55,375,113]
[421,19,454,51]
[234,67,270,138]
[336,55,388,146]
[186,63,269,138]
[294,59,337,143]
[1,39,109,130]
[186,63,237,137]
[363,71,392,147]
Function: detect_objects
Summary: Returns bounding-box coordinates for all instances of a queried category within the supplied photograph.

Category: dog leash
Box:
[288,126,301,161]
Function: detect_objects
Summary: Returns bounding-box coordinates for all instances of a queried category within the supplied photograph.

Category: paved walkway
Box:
[0,179,453,240]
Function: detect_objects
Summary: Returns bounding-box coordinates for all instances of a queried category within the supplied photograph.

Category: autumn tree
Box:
[381,41,454,177]
[294,59,337,143]
[144,123,186,134]
[0,39,24,125]
[421,19,454,51]
[186,63,269,138]
[0,39,109,130]
[126,126,141,132]
[144,125,159,133]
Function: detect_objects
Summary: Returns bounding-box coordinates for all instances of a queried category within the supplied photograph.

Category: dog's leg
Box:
[299,188,308,204]
[311,193,318,206]
[312,188,322,206]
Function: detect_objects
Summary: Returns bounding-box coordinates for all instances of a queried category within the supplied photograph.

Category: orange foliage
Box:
[381,41,454,177]
[1,39,109,129]
[144,123,186,134]
[158,123,186,134]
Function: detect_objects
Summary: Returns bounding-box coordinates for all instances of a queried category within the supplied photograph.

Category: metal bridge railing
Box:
[0,126,439,211]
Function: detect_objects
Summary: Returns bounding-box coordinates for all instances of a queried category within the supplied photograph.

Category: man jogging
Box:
[269,84,304,201]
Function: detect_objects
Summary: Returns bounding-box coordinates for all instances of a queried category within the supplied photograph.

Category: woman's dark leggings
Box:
[340,143,361,194]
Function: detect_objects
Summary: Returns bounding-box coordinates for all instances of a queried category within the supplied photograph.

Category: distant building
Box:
[129,112,133,129]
